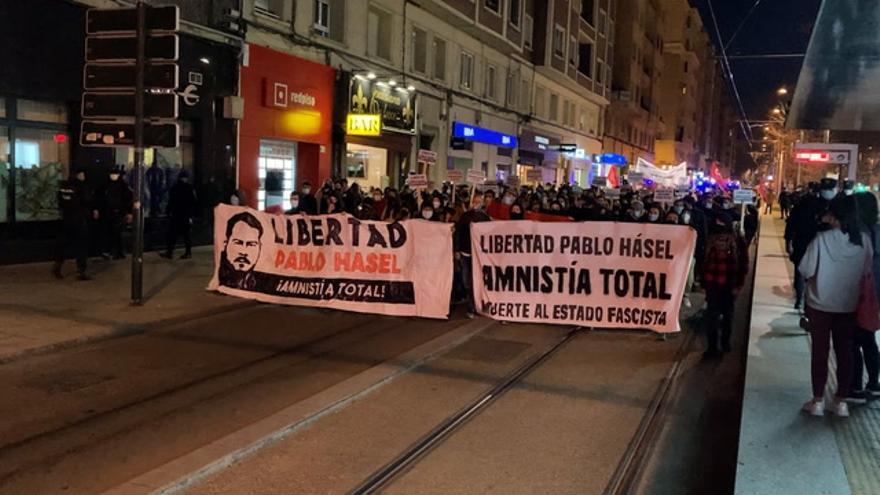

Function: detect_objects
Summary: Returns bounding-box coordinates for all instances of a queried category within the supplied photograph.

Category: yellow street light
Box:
[772,108,782,115]
[777,87,788,96]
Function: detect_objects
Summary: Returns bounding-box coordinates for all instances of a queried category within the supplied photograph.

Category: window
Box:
[433,38,447,81]
[313,0,329,35]
[17,99,67,123]
[523,15,534,48]
[485,0,500,13]
[684,61,688,73]
[327,0,345,43]
[579,108,587,131]
[506,71,518,108]
[368,7,392,60]
[581,0,595,25]
[255,0,285,18]
[598,9,606,33]
[411,27,427,74]
[569,37,578,66]
[596,61,603,83]
[578,42,593,77]
[520,79,531,112]
[486,65,498,100]
[535,85,546,117]
[562,100,571,127]
[460,51,474,90]
[549,93,559,122]
[509,0,521,27]
[258,140,297,211]
[553,26,566,58]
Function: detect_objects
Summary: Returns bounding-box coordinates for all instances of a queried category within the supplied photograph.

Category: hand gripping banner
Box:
[208,205,453,319]
[470,220,697,332]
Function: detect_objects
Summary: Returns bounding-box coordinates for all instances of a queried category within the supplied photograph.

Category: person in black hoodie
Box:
[54,166,98,280]
[455,204,491,317]
[101,166,133,259]
[298,181,318,215]
[160,170,197,260]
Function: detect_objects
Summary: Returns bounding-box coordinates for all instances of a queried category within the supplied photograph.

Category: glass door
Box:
[258,139,296,211]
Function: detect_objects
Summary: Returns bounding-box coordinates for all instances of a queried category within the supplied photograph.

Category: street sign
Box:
[82,92,178,119]
[733,188,755,205]
[467,169,487,184]
[446,169,464,183]
[654,188,675,204]
[81,121,179,148]
[84,63,178,90]
[87,6,179,34]
[86,34,179,62]
[406,173,428,190]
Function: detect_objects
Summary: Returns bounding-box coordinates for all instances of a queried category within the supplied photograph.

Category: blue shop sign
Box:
[452,122,517,148]
[593,153,627,165]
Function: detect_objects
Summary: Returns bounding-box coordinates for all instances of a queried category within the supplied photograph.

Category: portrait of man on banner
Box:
[219,211,264,290]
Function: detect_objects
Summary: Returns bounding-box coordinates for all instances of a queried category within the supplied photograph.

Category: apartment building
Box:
[604,0,666,168]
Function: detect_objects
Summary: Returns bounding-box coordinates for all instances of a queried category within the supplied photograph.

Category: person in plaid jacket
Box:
[702,213,749,357]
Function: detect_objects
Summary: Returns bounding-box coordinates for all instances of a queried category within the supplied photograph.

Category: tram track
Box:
[351,326,582,494]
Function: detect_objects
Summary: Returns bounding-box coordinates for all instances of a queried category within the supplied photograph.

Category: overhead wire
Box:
[706,0,754,147]
[723,0,765,51]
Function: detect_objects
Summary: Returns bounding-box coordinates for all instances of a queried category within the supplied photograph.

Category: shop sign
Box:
[266,80,318,109]
[534,135,551,150]
[350,78,416,133]
[346,114,382,136]
[447,169,464,183]
[452,122,517,149]
[467,169,487,184]
[553,144,577,153]
[596,153,627,165]
[526,169,543,182]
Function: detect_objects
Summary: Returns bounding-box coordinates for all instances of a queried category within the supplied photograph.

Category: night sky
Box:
[691,0,822,121]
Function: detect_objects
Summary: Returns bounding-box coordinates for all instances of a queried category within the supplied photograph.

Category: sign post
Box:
[733,188,755,236]
[467,168,486,206]
[82,2,180,305]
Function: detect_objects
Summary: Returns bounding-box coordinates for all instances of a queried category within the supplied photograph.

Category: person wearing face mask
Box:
[625,200,646,222]
[420,204,440,221]
[285,192,302,214]
[646,204,662,223]
[509,203,525,220]
[455,201,491,318]
[785,179,836,310]
[54,166,99,280]
[100,166,133,260]
[298,181,318,215]
[702,214,749,358]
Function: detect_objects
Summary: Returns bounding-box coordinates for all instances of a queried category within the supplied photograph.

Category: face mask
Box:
[302,187,311,195]
[820,190,836,200]
[502,196,514,205]
[632,210,644,219]
[845,189,854,196]
[422,210,433,219]
[291,200,299,208]
[723,202,733,210]
[703,200,712,208]
[109,173,120,181]
[649,213,660,222]
[682,212,691,223]
[673,205,684,214]
[432,200,442,209]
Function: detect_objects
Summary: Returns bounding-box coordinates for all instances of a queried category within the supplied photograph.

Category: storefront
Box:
[343,75,416,190]
[516,128,566,185]
[0,0,239,262]
[240,45,334,211]
[448,121,518,183]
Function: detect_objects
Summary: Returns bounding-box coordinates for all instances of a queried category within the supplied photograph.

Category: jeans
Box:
[853,328,880,391]
[806,306,855,399]
[704,287,735,352]
[459,255,476,314]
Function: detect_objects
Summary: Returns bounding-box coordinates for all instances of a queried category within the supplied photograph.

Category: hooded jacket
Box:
[799,229,872,313]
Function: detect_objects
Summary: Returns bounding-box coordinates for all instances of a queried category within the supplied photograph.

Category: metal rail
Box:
[350,327,582,495]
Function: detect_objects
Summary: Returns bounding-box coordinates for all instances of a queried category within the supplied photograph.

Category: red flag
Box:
[710,162,726,188]
[607,165,620,188]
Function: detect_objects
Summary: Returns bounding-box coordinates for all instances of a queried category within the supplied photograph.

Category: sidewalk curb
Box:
[0,299,257,366]
[101,317,496,495]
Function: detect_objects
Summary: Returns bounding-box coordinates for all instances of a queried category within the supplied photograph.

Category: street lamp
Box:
[777,87,788,96]
[772,107,782,115]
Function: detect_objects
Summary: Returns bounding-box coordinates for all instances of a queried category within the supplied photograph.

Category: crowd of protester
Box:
[281,177,755,355]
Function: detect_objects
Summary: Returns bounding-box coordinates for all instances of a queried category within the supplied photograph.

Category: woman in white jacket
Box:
[799,195,873,418]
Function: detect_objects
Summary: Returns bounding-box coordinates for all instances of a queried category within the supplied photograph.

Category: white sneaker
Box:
[802,399,824,417]
[830,400,850,418]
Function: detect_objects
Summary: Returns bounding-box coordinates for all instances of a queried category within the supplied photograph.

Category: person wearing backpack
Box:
[701,214,749,358]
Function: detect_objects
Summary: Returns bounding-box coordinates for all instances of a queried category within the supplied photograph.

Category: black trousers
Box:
[165,217,192,255]
[104,213,126,257]
[853,328,880,390]
[705,287,735,352]
[54,220,89,273]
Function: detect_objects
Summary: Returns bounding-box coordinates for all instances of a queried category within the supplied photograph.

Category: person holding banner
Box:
[454,201,491,318]
[702,214,749,358]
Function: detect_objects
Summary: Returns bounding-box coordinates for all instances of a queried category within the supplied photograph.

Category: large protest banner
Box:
[208,205,453,319]
[470,221,697,332]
